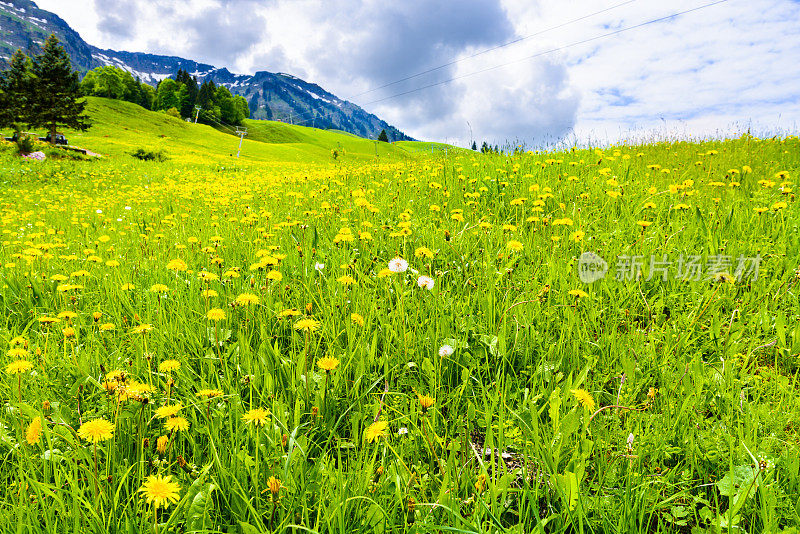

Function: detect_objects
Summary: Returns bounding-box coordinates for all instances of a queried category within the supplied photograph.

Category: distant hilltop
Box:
[0,0,414,141]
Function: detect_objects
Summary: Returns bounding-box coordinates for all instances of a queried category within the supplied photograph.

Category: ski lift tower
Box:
[235,127,248,158]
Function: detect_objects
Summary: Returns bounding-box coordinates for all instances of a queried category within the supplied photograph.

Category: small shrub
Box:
[165,107,181,119]
[130,148,168,162]
[15,133,35,155]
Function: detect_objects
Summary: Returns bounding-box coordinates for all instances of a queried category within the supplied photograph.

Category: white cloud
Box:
[34,0,800,146]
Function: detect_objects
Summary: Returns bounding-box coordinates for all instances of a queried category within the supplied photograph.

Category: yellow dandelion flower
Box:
[267,476,282,495]
[166,259,187,271]
[156,435,169,454]
[418,394,435,412]
[243,407,270,427]
[5,359,33,375]
[235,293,260,306]
[26,417,43,445]
[294,318,321,332]
[351,313,365,326]
[568,289,588,298]
[158,359,181,373]
[571,389,595,411]
[365,421,388,443]
[165,416,189,432]
[506,240,524,252]
[207,308,226,321]
[317,356,340,372]
[155,404,183,418]
[139,475,181,509]
[77,418,115,443]
[197,388,223,399]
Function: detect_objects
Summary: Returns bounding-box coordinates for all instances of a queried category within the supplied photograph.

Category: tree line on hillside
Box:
[0,34,90,143]
[80,66,249,126]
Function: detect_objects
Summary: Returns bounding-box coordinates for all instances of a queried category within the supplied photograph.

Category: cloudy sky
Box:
[36,0,800,146]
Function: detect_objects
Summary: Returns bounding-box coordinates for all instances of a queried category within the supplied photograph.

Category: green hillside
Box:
[47,97,454,165]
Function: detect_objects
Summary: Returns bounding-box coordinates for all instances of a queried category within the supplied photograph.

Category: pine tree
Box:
[30,34,90,142]
[377,129,389,142]
[0,50,34,133]
[471,141,477,151]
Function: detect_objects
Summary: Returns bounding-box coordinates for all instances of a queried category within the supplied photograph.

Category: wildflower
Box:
[155,404,183,418]
[150,284,169,293]
[120,283,136,290]
[438,344,454,357]
[243,407,269,426]
[235,293,260,306]
[139,475,181,509]
[100,323,116,332]
[571,389,595,411]
[207,308,226,321]
[398,427,409,436]
[415,247,434,259]
[26,417,43,445]
[62,326,76,338]
[314,262,325,271]
[294,318,321,332]
[570,230,585,242]
[475,473,488,493]
[78,419,115,443]
[418,394,435,413]
[5,360,33,375]
[568,289,588,298]
[626,433,634,451]
[278,308,301,318]
[506,240,524,252]
[713,272,735,284]
[267,476,282,496]
[317,356,340,372]
[351,313,365,326]
[202,289,218,298]
[377,268,394,278]
[165,416,189,432]
[365,420,388,443]
[197,388,223,399]
[158,359,181,373]
[156,435,169,454]
[417,275,434,290]
[7,347,28,358]
[131,324,153,334]
[388,257,408,273]
[337,275,356,285]
[267,270,283,281]
[166,259,187,271]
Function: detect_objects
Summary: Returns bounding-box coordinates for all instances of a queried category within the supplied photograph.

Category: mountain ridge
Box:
[0,0,413,141]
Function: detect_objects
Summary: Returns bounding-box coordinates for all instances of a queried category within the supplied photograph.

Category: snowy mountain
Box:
[0,0,413,141]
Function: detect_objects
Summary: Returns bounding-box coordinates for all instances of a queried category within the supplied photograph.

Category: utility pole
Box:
[194,106,201,124]
[235,127,248,158]
[467,121,473,148]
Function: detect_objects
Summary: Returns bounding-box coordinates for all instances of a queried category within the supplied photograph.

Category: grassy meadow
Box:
[0,105,799,533]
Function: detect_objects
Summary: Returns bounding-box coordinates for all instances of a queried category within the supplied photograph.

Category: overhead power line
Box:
[283,0,639,126]
[289,0,729,128]
[350,0,639,99]
[362,0,730,106]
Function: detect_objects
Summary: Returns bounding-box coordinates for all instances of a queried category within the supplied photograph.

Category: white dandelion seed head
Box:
[438,344,454,357]
[388,257,408,273]
[314,262,325,271]
[627,433,635,447]
[417,275,434,290]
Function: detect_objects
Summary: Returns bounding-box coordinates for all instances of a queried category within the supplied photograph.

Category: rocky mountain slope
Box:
[0,0,412,140]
